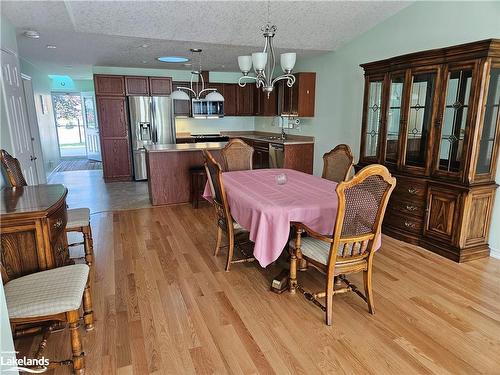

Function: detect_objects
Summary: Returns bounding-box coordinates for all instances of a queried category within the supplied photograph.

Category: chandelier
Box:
[237,1,296,98]
[171,48,224,101]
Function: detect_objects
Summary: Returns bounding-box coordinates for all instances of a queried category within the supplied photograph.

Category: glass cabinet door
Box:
[385,75,405,163]
[476,67,500,176]
[404,71,436,168]
[362,79,384,160]
[437,68,473,173]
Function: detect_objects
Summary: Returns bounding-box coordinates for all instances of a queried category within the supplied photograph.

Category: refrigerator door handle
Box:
[150,98,156,143]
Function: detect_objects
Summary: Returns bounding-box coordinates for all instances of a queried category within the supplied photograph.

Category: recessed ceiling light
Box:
[140,44,149,48]
[24,30,40,39]
[157,56,190,63]
[46,45,57,49]
[142,60,148,64]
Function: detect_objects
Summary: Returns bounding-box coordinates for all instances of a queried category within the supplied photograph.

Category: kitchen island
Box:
[145,142,225,206]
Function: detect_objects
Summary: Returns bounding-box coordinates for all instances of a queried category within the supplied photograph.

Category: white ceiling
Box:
[1,1,411,79]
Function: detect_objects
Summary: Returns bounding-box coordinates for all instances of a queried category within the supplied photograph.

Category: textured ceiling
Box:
[1,1,411,79]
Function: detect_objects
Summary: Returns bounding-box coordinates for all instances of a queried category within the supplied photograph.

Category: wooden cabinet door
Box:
[172,81,191,117]
[94,75,125,96]
[255,88,277,116]
[237,84,254,115]
[96,96,132,180]
[424,185,462,244]
[125,76,149,96]
[295,72,316,117]
[224,84,237,116]
[149,77,172,96]
[101,139,132,179]
[97,97,129,137]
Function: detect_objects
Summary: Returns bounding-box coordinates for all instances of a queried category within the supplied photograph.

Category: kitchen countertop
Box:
[176,131,314,145]
[145,142,227,153]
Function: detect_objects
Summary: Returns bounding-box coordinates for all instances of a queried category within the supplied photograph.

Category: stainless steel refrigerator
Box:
[128,96,175,180]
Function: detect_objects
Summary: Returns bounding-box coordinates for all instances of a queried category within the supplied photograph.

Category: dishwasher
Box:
[269,143,284,169]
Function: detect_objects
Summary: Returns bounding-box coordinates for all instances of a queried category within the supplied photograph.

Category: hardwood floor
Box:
[15,204,500,374]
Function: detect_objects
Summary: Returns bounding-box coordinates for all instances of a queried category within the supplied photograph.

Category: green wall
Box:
[257,0,500,256]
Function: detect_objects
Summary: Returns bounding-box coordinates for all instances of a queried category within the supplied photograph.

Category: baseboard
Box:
[490,247,500,260]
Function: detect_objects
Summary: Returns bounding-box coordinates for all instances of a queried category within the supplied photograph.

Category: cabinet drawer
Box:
[384,210,423,234]
[393,178,427,200]
[388,194,426,217]
[48,204,67,242]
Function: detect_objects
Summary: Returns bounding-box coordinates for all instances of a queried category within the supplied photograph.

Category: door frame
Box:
[21,73,46,183]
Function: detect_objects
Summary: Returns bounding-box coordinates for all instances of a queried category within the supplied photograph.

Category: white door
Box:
[81,91,101,161]
[21,74,46,183]
[1,49,38,184]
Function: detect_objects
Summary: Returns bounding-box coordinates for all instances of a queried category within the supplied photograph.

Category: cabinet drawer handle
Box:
[53,219,64,230]
[56,245,65,254]
[404,221,416,229]
[405,205,418,212]
[407,187,418,195]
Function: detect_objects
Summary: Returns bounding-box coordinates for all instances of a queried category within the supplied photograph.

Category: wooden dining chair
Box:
[322,144,354,183]
[221,138,254,171]
[0,149,94,269]
[2,264,94,374]
[203,150,254,271]
[288,164,396,325]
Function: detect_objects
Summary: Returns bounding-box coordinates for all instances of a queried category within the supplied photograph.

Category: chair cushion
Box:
[67,207,90,229]
[289,237,333,265]
[4,264,89,319]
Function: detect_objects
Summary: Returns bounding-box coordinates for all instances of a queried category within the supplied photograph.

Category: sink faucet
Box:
[280,127,287,140]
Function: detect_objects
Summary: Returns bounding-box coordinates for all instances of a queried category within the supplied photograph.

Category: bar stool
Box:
[189,166,207,209]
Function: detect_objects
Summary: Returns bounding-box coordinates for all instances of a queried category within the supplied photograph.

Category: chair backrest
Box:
[0,149,28,187]
[322,144,354,183]
[221,139,254,172]
[329,164,396,263]
[203,150,234,234]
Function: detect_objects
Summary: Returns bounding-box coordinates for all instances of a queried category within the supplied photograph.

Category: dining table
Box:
[203,168,340,268]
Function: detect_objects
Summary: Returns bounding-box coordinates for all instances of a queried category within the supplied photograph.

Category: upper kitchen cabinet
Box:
[149,77,172,96]
[172,81,191,117]
[94,75,125,96]
[278,72,316,117]
[236,84,254,115]
[224,84,237,116]
[254,88,278,116]
[125,76,149,96]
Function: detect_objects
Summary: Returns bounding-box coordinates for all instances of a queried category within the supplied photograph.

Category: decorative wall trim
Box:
[491,246,500,260]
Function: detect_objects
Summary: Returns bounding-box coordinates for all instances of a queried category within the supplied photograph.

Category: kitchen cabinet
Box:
[125,76,149,96]
[254,88,278,116]
[149,77,172,96]
[357,39,500,262]
[223,84,237,116]
[278,72,316,117]
[94,75,125,96]
[172,81,191,117]
[236,84,254,115]
[251,140,270,169]
[96,96,132,181]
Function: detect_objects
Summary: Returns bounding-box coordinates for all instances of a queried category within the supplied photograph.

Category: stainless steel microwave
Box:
[192,99,224,118]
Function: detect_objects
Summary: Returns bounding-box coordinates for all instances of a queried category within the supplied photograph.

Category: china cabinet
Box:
[357,39,500,262]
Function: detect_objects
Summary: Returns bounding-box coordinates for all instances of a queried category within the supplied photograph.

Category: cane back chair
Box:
[203,150,254,271]
[221,138,254,172]
[0,150,94,268]
[322,144,354,183]
[289,164,396,325]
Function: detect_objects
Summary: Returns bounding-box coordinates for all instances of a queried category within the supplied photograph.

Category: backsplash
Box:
[175,117,255,134]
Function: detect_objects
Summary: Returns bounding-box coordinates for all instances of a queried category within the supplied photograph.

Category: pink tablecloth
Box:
[204,168,339,267]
